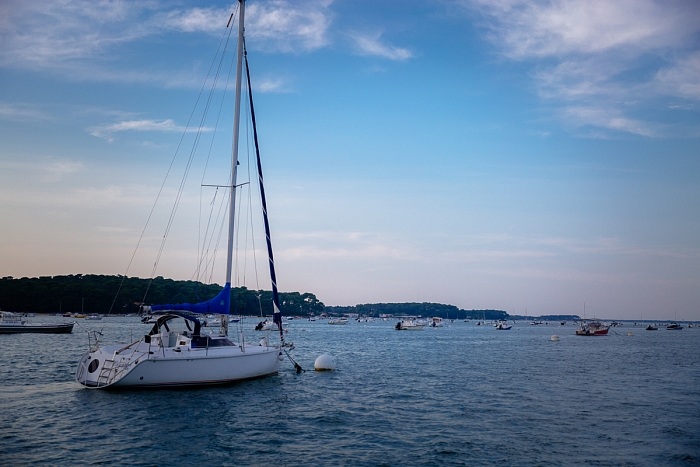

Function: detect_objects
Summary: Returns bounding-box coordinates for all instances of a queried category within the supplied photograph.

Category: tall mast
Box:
[221,0,245,336]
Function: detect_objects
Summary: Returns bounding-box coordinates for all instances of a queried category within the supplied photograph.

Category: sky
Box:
[1,0,699,321]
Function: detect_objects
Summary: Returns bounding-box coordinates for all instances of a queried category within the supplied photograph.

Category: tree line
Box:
[0,274,324,317]
[325,303,511,320]
[1,274,580,321]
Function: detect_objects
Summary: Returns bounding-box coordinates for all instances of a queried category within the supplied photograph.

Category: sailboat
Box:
[574,303,609,336]
[76,1,289,388]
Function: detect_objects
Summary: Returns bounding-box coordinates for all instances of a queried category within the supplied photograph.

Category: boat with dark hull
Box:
[0,311,74,334]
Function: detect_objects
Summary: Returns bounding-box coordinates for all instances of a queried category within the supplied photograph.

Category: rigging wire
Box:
[244,81,262,296]
[123,6,239,309]
[196,69,234,280]
[106,8,239,312]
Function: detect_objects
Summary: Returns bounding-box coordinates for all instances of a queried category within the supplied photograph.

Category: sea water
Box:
[1,318,698,466]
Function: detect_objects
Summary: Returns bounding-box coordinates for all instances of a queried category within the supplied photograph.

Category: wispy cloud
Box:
[0,0,156,71]
[163,6,231,34]
[349,31,412,61]
[162,1,335,53]
[470,0,693,58]
[40,160,84,183]
[0,102,51,122]
[89,119,210,142]
[256,77,292,93]
[463,0,700,137]
[246,1,334,52]
[0,156,83,183]
[561,106,657,138]
[280,230,418,261]
[0,0,334,77]
[653,50,700,100]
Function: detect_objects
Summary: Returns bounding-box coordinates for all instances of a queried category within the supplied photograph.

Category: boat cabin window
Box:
[191,335,234,348]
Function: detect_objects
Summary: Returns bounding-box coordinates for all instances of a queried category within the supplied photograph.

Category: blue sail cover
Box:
[150,283,231,315]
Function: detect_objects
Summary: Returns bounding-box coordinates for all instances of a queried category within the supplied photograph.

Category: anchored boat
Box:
[76,0,292,388]
[575,319,609,336]
[0,311,74,334]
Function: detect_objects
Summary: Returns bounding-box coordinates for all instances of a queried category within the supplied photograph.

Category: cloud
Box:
[561,106,657,138]
[0,0,334,75]
[653,50,700,100]
[89,119,210,142]
[246,0,334,52]
[0,157,83,183]
[280,230,418,261]
[463,0,700,137]
[162,1,334,53]
[0,0,155,70]
[0,102,51,122]
[40,160,84,183]
[256,77,291,94]
[350,31,413,61]
[471,0,693,58]
[163,7,230,34]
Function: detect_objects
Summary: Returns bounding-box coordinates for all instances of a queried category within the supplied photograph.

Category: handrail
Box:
[97,349,151,387]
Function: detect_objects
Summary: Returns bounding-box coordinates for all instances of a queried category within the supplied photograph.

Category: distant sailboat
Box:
[575,320,609,336]
[575,303,609,336]
[76,1,292,388]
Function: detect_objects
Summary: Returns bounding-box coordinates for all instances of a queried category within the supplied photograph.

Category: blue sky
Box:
[1,0,699,321]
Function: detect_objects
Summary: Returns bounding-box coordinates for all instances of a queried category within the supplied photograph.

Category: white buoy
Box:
[550,335,560,341]
[627,331,634,336]
[314,354,336,371]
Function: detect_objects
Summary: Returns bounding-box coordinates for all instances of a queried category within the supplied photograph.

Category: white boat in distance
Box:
[430,317,444,327]
[328,317,349,325]
[395,319,425,330]
[495,320,512,330]
[76,1,290,388]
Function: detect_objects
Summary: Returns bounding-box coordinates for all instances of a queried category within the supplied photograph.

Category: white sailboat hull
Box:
[76,341,282,388]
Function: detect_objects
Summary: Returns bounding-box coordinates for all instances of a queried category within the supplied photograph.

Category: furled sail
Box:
[149,283,231,315]
[244,46,283,338]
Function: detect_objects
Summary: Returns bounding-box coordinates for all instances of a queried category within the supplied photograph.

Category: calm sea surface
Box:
[1,317,698,466]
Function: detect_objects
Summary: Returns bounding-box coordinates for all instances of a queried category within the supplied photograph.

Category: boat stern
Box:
[75,344,136,388]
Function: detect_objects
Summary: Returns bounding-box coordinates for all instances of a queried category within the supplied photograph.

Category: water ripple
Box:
[1,319,699,465]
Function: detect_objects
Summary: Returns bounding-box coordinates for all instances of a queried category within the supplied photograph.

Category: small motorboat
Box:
[0,311,74,334]
[255,319,275,331]
[328,317,349,325]
[254,319,288,333]
[645,324,658,331]
[430,317,444,327]
[495,320,512,330]
[666,323,683,330]
[395,319,425,331]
